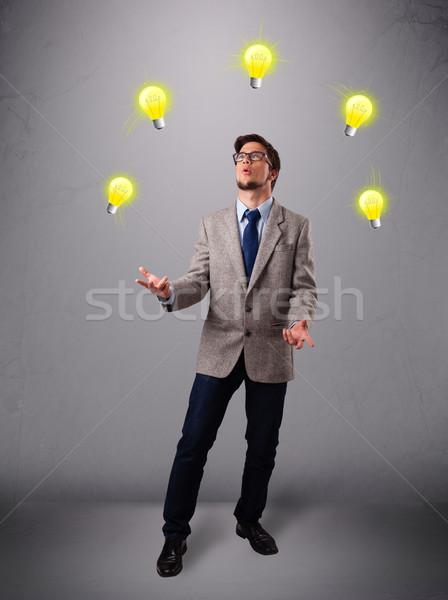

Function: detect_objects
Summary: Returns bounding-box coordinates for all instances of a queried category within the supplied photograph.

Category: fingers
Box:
[282,328,312,350]
[139,266,150,278]
[155,276,169,292]
[135,273,169,294]
[135,279,149,288]
[305,333,315,348]
[294,334,305,349]
[283,328,296,347]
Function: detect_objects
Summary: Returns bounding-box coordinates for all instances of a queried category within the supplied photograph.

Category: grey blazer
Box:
[161,197,318,383]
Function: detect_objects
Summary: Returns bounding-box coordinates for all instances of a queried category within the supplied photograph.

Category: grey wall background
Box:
[1,0,447,506]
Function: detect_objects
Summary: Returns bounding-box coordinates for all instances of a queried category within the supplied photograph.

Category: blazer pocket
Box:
[206,315,224,325]
[274,243,294,252]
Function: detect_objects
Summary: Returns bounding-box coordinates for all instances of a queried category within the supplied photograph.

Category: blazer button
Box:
[244,330,251,336]
[244,306,252,312]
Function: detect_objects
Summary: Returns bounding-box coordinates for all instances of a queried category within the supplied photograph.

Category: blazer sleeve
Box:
[160,217,210,313]
[287,217,318,329]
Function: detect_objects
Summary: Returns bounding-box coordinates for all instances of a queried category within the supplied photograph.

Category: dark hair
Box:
[234,134,281,191]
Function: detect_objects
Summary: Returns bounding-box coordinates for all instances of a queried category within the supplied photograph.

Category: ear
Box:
[269,170,278,182]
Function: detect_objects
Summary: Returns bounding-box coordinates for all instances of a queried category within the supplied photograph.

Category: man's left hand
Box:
[283,320,314,350]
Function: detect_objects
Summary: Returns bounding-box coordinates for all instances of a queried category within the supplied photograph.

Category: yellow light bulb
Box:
[244,44,272,89]
[345,95,373,136]
[107,177,134,215]
[138,86,166,129]
[359,190,383,229]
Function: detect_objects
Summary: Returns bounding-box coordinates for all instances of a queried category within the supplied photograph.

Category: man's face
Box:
[235,142,276,192]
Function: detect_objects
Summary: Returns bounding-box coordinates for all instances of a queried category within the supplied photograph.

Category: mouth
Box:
[242,169,251,175]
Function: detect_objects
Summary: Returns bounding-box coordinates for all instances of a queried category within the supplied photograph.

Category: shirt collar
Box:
[236,196,273,225]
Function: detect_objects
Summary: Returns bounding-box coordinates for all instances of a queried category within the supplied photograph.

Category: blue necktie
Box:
[242,208,261,280]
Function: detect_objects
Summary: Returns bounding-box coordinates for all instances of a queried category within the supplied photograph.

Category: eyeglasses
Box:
[233,151,272,167]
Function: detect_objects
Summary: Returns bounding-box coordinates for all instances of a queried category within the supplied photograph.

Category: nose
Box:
[242,155,252,165]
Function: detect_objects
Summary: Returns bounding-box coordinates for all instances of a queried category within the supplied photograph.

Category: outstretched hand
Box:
[283,320,314,350]
[135,266,171,299]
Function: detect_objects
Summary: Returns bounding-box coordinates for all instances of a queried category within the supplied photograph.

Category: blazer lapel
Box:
[223,197,284,296]
[247,197,284,295]
[223,202,247,291]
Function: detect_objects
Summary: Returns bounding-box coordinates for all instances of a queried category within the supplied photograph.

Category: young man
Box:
[136,134,318,577]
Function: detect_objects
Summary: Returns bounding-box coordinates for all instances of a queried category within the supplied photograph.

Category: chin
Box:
[237,180,261,191]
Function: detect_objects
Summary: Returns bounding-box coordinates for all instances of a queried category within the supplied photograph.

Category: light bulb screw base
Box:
[344,125,357,137]
[107,203,118,215]
[152,117,165,129]
[369,218,381,229]
[250,77,262,89]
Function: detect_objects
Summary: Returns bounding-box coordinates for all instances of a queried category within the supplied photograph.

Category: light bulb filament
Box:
[115,184,128,195]
[110,185,127,204]
[145,98,161,118]
[349,108,368,127]
[252,55,267,76]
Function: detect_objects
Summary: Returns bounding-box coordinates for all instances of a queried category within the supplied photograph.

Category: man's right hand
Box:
[135,266,171,299]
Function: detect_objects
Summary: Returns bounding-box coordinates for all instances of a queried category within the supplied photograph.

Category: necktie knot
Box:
[245,208,261,224]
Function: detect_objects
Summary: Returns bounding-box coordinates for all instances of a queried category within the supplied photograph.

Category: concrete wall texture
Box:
[1,0,448,505]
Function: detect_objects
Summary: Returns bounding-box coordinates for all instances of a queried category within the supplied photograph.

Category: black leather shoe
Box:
[156,538,187,577]
[236,522,278,555]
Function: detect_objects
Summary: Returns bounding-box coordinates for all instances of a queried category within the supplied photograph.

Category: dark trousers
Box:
[162,349,287,540]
